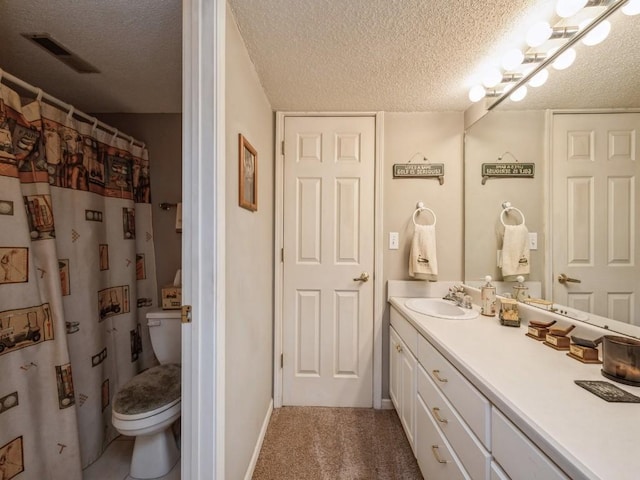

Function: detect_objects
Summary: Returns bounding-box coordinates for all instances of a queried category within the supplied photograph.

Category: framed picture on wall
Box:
[239,134,258,211]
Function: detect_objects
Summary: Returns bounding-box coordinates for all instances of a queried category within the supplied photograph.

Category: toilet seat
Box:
[113,364,180,416]
[112,399,181,437]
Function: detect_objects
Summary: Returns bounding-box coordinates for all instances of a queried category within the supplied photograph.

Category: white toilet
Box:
[112,309,181,479]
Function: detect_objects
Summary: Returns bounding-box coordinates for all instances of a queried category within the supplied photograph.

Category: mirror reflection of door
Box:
[551,112,640,323]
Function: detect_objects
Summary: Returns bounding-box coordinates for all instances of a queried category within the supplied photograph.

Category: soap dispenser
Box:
[481,275,496,317]
[513,275,529,302]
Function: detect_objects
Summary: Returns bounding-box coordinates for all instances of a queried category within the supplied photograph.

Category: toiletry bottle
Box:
[481,275,496,317]
[513,275,529,302]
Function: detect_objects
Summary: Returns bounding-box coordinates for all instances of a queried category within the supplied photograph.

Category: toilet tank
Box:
[147,309,181,364]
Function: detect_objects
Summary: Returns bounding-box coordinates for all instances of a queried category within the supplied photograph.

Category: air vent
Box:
[21,33,100,74]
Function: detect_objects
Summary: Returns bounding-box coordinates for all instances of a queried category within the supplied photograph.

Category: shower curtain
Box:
[0,83,157,479]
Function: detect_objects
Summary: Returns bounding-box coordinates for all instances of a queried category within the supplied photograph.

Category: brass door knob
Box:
[353,272,370,282]
[558,273,581,284]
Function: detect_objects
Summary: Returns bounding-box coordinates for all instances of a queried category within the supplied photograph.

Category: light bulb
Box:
[552,48,576,70]
[526,22,552,47]
[580,19,611,46]
[556,0,588,18]
[469,85,486,103]
[529,69,549,87]
[502,49,524,70]
[622,0,640,16]
[510,86,528,102]
[482,68,503,88]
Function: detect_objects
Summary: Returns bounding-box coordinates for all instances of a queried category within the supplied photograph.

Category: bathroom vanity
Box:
[388,282,640,480]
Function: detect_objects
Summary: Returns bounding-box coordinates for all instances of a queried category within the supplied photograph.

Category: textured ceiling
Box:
[0,0,182,113]
[0,0,637,114]
[228,0,640,112]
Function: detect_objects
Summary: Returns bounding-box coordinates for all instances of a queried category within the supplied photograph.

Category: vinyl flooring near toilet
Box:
[82,436,180,480]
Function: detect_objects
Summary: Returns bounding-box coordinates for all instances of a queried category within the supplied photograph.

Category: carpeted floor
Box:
[252,407,423,480]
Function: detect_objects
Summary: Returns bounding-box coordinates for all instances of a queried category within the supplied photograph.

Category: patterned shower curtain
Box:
[0,83,157,479]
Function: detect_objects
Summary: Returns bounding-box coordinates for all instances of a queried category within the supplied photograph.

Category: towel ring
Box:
[500,206,525,227]
[413,206,437,227]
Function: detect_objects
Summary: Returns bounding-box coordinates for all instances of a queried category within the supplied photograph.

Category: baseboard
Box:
[244,398,274,480]
[381,398,394,410]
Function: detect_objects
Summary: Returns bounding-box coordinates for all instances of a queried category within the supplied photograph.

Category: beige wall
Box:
[381,111,465,396]
[225,5,275,480]
[464,110,546,287]
[97,113,182,303]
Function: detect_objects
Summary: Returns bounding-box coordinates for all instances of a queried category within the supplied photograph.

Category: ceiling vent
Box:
[21,33,100,74]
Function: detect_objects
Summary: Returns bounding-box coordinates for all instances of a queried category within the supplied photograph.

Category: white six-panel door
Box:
[282,116,375,407]
[552,113,640,324]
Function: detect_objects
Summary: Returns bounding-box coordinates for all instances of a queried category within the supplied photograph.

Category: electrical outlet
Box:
[529,232,538,250]
[389,232,399,250]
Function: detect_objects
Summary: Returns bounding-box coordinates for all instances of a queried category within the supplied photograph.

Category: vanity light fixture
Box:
[622,0,640,14]
[551,47,577,69]
[528,68,549,87]
[501,48,525,70]
[509,85,528,102]
[468,0,628,106]
[482,67,503,88]
[580,19,612,44]
[557,0,589,18]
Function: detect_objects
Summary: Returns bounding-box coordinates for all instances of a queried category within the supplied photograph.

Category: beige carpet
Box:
[252,407,423,480]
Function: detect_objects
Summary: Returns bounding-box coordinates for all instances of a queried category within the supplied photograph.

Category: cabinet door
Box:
[416,394,470,480]
[399,341,417,449]
[389,327,401,410]
[491,408,568,480]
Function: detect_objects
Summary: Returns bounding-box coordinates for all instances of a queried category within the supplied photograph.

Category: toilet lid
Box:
[113,364,180,416]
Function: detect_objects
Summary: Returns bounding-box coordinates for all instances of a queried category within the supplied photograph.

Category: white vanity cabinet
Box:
[491,408,568,480]
[389,310,418,451]
[390,304,568,480]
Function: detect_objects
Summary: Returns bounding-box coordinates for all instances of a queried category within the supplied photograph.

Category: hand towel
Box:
[500,224,530,281]
[409,224,438,281]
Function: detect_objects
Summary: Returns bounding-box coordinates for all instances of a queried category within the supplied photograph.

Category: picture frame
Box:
[239,134,258,211]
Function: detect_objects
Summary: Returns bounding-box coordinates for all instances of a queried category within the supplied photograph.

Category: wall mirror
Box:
[464,4,640,336]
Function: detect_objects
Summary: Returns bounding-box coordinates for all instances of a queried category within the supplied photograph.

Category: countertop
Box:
[389,295,640,480]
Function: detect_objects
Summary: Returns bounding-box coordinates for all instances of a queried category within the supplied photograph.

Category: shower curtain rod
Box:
[0,68,146,148]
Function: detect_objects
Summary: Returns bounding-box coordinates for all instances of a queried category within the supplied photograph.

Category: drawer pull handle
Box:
[432,369,448,383]
[431,445,448,464]
[395,344,403,353]
[432,407,448,424]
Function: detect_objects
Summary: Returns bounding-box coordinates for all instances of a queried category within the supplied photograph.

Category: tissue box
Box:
[162,286,182,310]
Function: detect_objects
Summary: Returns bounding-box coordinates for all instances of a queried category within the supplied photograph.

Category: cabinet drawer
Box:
[417,365,490,480]
[390,307,418,355]
[416,394,470,480]
[417,335,491,448]
[491,408,568,480]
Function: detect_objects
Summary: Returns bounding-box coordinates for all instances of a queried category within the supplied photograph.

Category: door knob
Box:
[353,272,370,282]
[558,273,581,284]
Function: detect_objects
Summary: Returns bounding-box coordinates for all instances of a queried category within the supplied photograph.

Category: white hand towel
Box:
[409,224,438,281]
[501,224,530,281]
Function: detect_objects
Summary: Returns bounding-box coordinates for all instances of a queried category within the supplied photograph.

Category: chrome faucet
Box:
[443,285,473,309]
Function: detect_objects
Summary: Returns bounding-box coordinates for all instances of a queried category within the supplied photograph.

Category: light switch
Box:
[529,232,538,250]
[389,232,399,250]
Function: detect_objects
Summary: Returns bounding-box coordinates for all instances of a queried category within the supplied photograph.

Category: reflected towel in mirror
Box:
[500,224,530,281]
[409,224,438,281]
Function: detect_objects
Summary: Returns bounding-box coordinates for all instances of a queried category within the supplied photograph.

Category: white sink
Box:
[404,298,479,320]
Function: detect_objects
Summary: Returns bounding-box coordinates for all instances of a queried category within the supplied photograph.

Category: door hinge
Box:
[181,305,192,324]
[281,140,285,155]
[281,247,284,263]
[280,353,283,368]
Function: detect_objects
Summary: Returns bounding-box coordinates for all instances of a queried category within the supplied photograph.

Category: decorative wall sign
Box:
[481,162,535,185]
[393,163,445,184]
